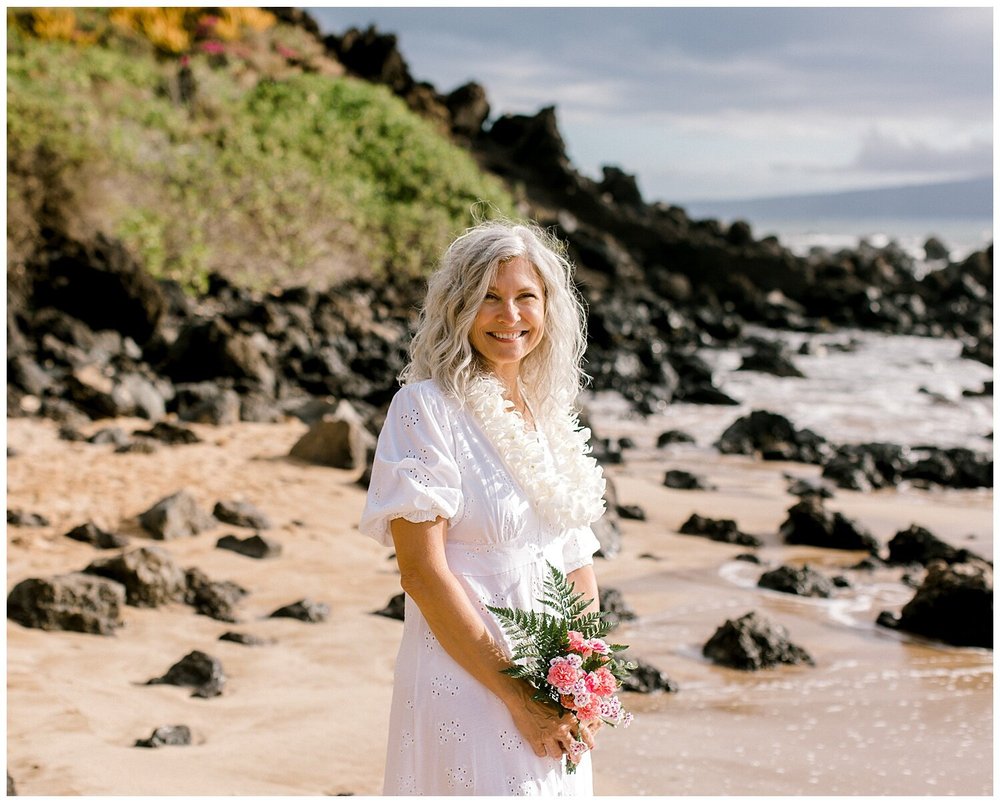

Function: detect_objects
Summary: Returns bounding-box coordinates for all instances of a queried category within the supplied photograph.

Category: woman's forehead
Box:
[489,256,543,287]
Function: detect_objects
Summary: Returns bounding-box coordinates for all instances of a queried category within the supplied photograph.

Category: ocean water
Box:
[587,325,994,454]
[585,325,993,796]
[728,216,993,265]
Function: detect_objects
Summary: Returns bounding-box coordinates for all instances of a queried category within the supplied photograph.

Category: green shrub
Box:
[7,16,515,291]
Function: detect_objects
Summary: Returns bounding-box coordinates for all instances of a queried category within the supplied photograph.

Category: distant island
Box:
[682,175,992,222]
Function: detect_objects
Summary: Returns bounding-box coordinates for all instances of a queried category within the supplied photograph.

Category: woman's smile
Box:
[470,256,545,378]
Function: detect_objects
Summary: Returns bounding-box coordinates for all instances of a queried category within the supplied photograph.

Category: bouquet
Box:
[486,563,636,774]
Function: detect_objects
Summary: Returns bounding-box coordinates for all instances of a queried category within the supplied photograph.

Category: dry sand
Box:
[6,415,993,795]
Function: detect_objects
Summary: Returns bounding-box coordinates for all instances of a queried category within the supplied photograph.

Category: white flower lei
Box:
[466,373,607,529]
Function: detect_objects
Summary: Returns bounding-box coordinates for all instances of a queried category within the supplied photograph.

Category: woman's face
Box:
[469,256,546,378]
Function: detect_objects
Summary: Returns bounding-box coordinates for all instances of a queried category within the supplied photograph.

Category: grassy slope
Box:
[7,16,516,292]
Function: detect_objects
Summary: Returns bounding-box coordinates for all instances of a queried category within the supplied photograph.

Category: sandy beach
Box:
[6,414,993,796]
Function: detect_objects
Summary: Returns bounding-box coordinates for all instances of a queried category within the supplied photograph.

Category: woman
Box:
[359,219,608,795]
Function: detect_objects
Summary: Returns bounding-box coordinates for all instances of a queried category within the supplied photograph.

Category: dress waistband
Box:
[444,534,564,577]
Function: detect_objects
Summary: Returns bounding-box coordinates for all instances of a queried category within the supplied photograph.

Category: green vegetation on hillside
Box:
[7,9,516,291]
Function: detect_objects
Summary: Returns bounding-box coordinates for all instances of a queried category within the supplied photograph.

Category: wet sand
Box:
[6,416,993,795]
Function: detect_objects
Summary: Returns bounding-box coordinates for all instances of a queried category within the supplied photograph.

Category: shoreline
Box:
[6,416,993,795]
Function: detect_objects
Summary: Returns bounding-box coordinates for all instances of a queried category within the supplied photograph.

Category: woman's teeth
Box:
[490,331,525,341]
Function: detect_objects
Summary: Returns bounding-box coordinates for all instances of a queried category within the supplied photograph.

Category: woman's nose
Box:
[497,299,519,323]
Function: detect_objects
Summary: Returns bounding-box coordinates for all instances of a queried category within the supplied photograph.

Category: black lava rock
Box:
[270,599,329,623]
[779,497,878,552]
[885,524,983,567]
[616,504,646,520]
[703,611,814,670]
[138,490,215,540]
[219,631,275,646]
[375,592,405,621]
[133,421,201,445]
[212,500,272,530]
[7,509,50,527]
[7,573,126,635]
[84,546,186,607]
[135,725,192,748]
[678,514,761,547]
[599,586,638,628]
[884,561,993,648]
[184,568,248,622]
[657,429,696,447]
[146,650,226,698]
[620,657,678,693]
[663,469,715,491]
[216,533,282,559]
[64,521,130,550]
[757,565,836,598]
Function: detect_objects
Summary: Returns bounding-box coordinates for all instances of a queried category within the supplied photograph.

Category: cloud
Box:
[307,6,993,199]
[849,130,993,175]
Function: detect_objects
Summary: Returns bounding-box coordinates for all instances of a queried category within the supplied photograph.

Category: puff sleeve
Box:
[359,382,464,547]
[562,524,602,573]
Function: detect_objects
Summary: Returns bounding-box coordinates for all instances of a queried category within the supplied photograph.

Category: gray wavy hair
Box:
[400,219,589,418]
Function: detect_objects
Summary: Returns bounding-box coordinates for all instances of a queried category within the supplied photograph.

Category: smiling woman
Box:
[469,257,546,419]
[359,219,608,795]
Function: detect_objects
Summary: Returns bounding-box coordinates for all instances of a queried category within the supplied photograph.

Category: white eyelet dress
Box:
[360,379,602,796]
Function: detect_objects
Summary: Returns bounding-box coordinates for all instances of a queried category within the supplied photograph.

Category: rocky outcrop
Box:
[216,533,282,559]
[134,725,192,748]
[678,514,761,547]
[737,338,805,378]
[289,401,376,470]
[212,500,272,530]
[184,568,248,623]
[598,587,638,629]
[757,565,836,598]
[663,470,715,491]
[716,410,831,464]
[146,650,226,698]
[270,599,329,623]
[7,573,126,635]
[702,611,814,670]
[885,524,984,567]
[375,592,405,621]
[138,491,215,540]
[879,560,992,648]
[27,232,167,345]
[84,546,186,607]
[779,497,878,553]
[619,658,678,693]
[64,521,129,550]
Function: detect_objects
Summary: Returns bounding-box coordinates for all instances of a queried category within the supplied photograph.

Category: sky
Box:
[305,6,992,205]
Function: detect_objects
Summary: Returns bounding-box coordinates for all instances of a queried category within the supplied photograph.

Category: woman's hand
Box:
[505,684,604,763]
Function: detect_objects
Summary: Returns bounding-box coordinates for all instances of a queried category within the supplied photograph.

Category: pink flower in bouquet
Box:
[585,666,617,697]
[199,40,226,55]
[546,657,582,693]
[575,695,602,722]
[566,630,591,656]
[587,638,611,655]
[598,695,621,721]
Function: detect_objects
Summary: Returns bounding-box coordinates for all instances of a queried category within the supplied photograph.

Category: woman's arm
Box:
[390,516,593,759]
[567,564,600,616]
